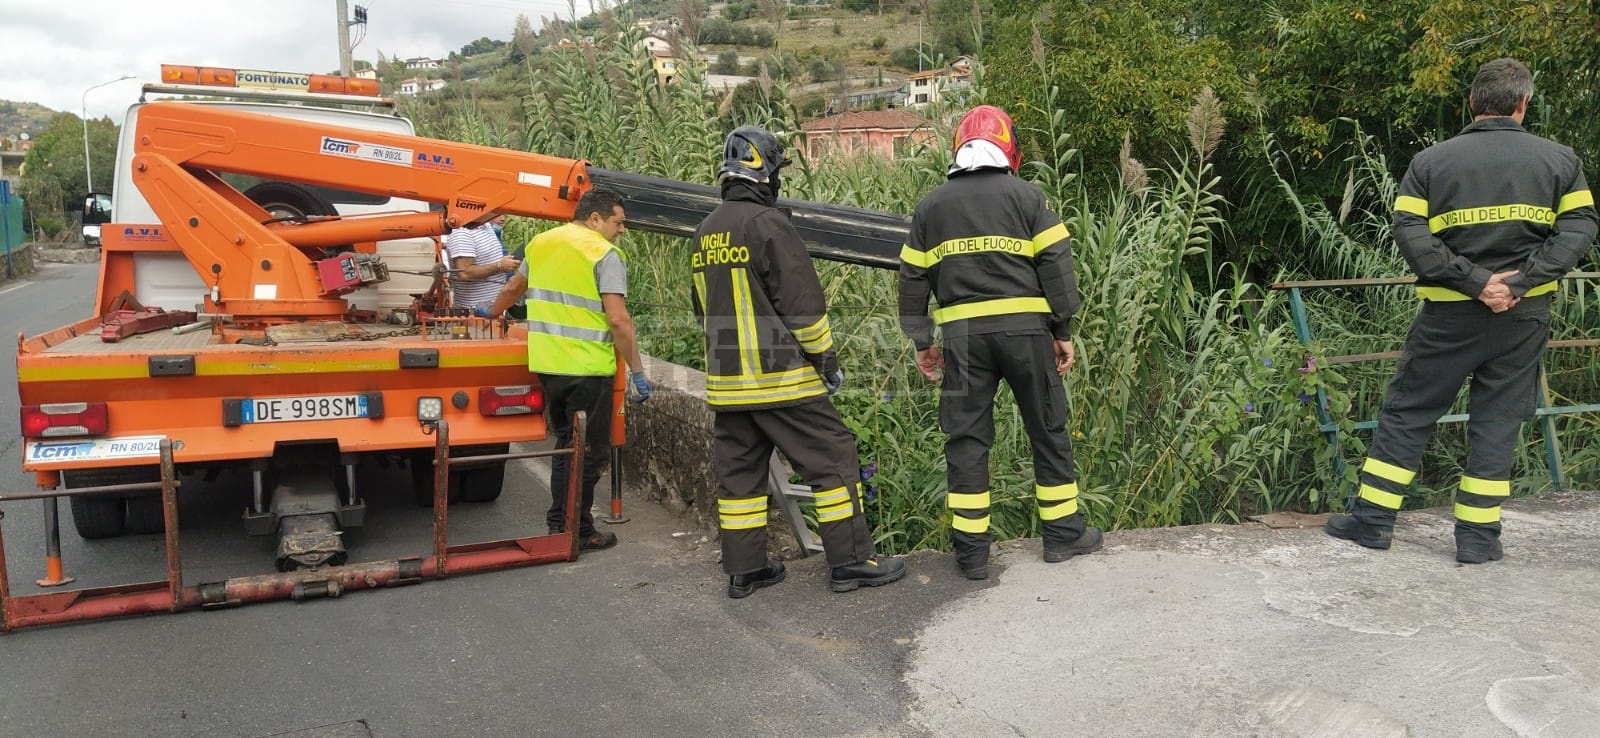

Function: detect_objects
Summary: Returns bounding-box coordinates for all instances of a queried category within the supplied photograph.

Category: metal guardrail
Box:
[0,416,588,632]
[1269,272,1600,493]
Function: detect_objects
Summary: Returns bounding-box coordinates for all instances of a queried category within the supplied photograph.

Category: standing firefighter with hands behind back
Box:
[1325,58,1597,564]
[899,105,1103,581]
[691,125,907,599]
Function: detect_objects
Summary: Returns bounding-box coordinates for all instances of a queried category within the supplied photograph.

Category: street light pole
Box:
[81,75,135,194]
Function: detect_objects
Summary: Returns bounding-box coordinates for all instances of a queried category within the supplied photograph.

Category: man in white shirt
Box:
[445,214,517,311]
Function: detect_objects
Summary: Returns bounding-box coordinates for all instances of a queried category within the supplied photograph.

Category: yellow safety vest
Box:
[523,223,623,376]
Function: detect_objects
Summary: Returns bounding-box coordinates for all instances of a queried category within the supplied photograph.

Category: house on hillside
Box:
[401,57,442,70]
[651,49,681,85]
[640,34,673,55]
[906,56,974,107]
[801,110,934,161]
[830,84,908,113]
[399,77,447,96]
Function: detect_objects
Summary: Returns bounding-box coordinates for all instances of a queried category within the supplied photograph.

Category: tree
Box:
[18,112,117,235]
[713,50,741,75]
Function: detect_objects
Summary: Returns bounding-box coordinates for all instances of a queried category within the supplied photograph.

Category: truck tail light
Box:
[478,386,544,416]
[21,402,110,439]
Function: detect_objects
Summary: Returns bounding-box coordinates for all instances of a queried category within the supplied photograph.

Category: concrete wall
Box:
[623,355,808,560]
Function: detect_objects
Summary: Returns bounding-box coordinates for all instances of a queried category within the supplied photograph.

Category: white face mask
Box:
[491,223,504,239]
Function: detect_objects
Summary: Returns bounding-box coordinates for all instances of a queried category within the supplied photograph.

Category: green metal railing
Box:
[0,182,22,280]
[1271,272,1600,494]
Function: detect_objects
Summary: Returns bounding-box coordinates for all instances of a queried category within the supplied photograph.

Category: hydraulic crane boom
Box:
[131,101,594,321]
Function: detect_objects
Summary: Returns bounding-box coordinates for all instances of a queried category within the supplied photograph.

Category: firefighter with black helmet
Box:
[692,125,907,598]
[1325,57,1597,563]
[898,105,1103,580]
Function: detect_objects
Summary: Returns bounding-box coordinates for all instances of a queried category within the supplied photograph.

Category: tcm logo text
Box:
[321,137,362,155]
[455,199,487,211]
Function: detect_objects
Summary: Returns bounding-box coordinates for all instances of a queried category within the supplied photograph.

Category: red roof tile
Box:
[801,109,930,132]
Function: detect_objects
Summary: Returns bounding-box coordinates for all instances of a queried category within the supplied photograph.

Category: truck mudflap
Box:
[0,416,589,632]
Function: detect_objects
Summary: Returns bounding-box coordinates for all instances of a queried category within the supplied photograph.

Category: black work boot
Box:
[953,530,992,580]
[1325,499,1395,550]
[728,560,786,599]
[1044,526,1104,563]
[1455,522,1504,565]
[829,557,907,593]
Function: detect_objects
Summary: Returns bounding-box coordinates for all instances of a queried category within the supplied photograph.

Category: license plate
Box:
[240,394,370,424]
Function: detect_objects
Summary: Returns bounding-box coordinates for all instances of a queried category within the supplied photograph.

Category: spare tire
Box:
[243,181,338,222]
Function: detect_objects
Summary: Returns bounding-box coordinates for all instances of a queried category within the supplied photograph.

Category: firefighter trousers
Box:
[1355,298,1550,535]
[713,398,875,575]
[941,329,1086,563]
[539,373,614,537]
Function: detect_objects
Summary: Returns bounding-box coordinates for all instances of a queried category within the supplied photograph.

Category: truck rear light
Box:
[21,402,110,439]
[478,386,544,416]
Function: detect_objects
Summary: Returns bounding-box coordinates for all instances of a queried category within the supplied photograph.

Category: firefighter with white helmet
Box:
[898,105,1103,579]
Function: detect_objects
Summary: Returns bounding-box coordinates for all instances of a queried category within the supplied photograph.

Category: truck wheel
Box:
[457,445,509,503]
[124,494,166,535]
[63,466,163,539]
[243,181,338,221]
[68,495,126,540]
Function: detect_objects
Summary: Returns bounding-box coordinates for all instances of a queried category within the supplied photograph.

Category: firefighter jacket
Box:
[898,169,1079,350]
[522,222,622,376]
[691,180,837,411]
[1395,117,1597,301]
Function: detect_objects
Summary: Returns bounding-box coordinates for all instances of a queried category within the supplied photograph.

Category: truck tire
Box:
[124,494,166,535]
[409,445,508,505]
[68,496,125,540]
[243,181,338,221]
[62,467,158,540]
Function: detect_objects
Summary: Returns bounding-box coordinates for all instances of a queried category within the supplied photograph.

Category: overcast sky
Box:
[0,0,582,124]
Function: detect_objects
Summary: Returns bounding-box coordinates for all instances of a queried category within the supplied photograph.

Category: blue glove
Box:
[627,370,652,404]
[471,306,493,318]
[823,368,844,395]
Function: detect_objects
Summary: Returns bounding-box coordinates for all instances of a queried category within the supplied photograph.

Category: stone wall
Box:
[623,355,807,560]
[2,243,36,279]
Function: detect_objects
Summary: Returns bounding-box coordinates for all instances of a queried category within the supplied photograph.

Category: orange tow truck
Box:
[4,65,909,629]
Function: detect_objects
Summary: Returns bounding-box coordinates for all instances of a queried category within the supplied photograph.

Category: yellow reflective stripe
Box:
[1416,281,1558,302]
[731,268,760,377]
[813,487,849,507]
[1558,189,1594,214]
[933,296,1051,325]
[947,491,990,509]
[951,514,990,533]
[816,503,855,523]
[1454,502,1501,524]
[718,497,767,513]
[1035,482,1079,502]
[1395,195,1429,217]
[1032,223,1070,253]
[1361,457,1416,485]
[720,512,769,530]
[706,379,827,406]
[706,366,821,388]
[20,364,150,382]
[899,243,934,269]
[1039,498,1079,521]
[1359,484,1405,510]
[692,272,707,314]
[791,316,834,354]
[1459,476,1511,497]
[1427,203,1557,234]
[23,352,529,382]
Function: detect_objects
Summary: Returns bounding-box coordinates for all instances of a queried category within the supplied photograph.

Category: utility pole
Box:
[336,0,354,75]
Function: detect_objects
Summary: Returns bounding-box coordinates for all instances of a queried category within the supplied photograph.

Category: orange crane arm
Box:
[130,101,592,319]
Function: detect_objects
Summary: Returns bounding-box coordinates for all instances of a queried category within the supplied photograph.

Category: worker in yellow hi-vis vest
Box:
[487,187,652,551]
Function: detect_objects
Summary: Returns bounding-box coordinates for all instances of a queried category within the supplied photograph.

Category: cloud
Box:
[0,0,577,122]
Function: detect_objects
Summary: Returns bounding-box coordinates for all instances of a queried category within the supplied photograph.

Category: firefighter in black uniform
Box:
[1326,58,1597,564]
[898,105,1103,580]
[692,125,907,598]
